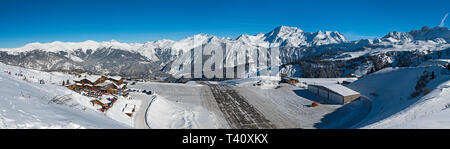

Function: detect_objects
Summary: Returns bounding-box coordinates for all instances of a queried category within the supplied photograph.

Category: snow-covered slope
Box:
[345,60,450,128]
[280,26,450,78]
[0,65,128,129]
[0,40,160,61]
[147,95,218,129]
[264,26,347,47]
[129,82,225,129]
[0,62,150,128]
[384,26,450,43]
[366,78,450,128]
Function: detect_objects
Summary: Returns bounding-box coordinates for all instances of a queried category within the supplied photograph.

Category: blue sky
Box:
[0,0,449,48]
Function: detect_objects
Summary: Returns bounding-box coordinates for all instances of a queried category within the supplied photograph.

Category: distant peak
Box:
[430,26,449,30]
[417,26,448,32]
[20,42,43,49]
[153,39,175,44]
[108,39,119,43]
[83,40,97,43]
[51,41,64,44]
[235,34,249,39]
[179,34,214,42]
[273,25,303,33]
[264,26,304,40]
[421,26,430,31]
[193,33,213,38]
[383,26,450,42]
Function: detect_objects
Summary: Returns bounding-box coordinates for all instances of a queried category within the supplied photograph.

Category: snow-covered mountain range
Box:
[0,26,449,79]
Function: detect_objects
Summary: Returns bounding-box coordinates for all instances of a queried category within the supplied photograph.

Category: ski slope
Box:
[130,82,222,129]
[0,63,146,128]
[146,95,218,129]
[0,68,128,129]
[366,79,450,128]
[346,61,450,128]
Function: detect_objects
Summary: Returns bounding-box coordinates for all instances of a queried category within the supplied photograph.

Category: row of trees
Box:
[61,80,70,86]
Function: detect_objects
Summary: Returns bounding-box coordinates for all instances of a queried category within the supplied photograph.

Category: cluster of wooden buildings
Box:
[91,96,118,112]
[66,76,129,113]
[281,73,300,84]
[66,76,127,98]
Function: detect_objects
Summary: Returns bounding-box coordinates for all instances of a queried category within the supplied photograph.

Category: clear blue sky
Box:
[0,0,449,48]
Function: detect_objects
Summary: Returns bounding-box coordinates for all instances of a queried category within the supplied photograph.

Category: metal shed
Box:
[307,84,361,104]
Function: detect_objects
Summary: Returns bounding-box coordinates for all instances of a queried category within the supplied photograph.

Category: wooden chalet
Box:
[67,75,127,96]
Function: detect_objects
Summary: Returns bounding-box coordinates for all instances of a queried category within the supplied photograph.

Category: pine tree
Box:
[66,79,70,85]
[62,81,65,86]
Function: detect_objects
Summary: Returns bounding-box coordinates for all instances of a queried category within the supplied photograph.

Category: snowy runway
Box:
[206,83,275,129]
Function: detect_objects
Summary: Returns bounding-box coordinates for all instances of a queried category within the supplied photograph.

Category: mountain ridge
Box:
[0,26,349,52]
[0,26,449,79]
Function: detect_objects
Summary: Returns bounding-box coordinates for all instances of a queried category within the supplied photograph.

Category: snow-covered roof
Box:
[123,105,134,113]
[74,83,94,87]
[118,84,126,89]
[310,84,359,96]
[101,94,117,99]
[109,76,122,81]
[99,98,111,104]
[87,78,97,82]
[96,80,115,87]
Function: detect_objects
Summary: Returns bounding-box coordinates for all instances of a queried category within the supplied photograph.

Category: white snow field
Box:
[218,76,281,88]
[0,63,145,128]
[0,67,128,129]
[146,95,218,129]
[1,58,449,129]
[218,77,369,129]
[345,60,450,128]
[131,76,372,129]
[129,82,226,129]
[154,77,363,128]
[0,62,111,87]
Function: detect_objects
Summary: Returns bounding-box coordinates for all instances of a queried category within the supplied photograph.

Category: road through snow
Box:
[133,95,155,129]
[206,83,275,129]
